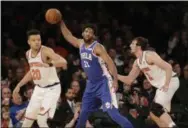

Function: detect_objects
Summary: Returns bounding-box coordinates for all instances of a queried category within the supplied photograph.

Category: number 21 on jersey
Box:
[84,61,90,68]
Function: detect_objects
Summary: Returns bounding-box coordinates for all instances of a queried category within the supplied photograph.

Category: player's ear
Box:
[82,32,84,37]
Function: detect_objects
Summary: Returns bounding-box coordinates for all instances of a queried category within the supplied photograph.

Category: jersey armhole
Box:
[145,51,154,65]
[92,43,99,58]
[40,46,45,63]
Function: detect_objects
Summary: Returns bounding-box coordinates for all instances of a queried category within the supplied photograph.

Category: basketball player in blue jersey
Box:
[60,20,133,128]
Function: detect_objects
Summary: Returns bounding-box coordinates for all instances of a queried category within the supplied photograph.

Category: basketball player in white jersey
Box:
[118,37,179,128]
[13,29,67,128]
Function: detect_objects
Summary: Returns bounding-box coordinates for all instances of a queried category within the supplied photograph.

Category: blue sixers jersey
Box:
[80,41,109,82]
[77,41,134,128]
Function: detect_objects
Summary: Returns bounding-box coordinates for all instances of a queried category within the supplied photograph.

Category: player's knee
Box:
[150,102,165,117]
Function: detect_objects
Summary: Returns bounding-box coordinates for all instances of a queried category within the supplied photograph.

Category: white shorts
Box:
[154,77,179,112]
[24,84,61,120]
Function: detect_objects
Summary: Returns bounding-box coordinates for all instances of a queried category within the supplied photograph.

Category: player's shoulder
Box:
[133,59,139,67]
[78,39,84,48]
[26,50,30,59]
[145,50,158,58]
[41,45,53,52]
[145,50,159,64]
[94,43,105,52]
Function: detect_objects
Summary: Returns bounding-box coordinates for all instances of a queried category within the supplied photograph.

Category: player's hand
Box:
[112,80,118,92]
[160,85,169,92]
[13,86,20,99]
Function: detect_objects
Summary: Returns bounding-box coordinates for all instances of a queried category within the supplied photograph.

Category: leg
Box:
[37,85,61,127]
[76,91,97,128]
[100,78,133,128]
[22,86,42,128]
[106,106,133,128]
[149,112,167,128]
[150,101,176,128]
[22,118,34,128]
[37,113,49,128]
[154,78,179,127]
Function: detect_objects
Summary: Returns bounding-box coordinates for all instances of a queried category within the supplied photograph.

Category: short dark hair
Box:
[27,29,40,39]
[133,37,148,50]
[82,23,97,35]
[65,87,73,93]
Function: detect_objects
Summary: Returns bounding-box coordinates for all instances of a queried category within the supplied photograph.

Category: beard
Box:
[83,37,93,44]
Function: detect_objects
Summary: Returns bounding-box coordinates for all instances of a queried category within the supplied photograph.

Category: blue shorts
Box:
[81,77,115,112]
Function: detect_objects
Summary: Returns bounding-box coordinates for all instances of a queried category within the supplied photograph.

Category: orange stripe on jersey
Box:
[29,62,43,67]
[141,67,154,81]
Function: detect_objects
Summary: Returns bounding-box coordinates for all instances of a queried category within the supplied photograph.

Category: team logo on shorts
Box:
[105,102,111,109]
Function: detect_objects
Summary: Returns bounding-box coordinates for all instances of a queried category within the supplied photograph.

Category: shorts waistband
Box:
[36,82,60,88]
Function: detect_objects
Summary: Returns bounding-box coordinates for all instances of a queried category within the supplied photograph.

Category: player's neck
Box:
[84,40,94,47]
[135,50,143,58]
[31,48,40,55]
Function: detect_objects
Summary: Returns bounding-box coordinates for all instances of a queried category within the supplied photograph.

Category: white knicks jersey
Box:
[137,51,176,89]
[27,46,60,87]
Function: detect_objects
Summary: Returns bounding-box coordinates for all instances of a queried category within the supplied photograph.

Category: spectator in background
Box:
[172,61,182,78]
[127,107,147,128]
[171,30,188,66]
[168,59,175,66]
[1,56,12,79]
[1,69,14,88]
[115,37,125,67]
[10,67,26,97]
[20,57,30,73]
[102,29,112,51]
[65,102,93,128]
[183,64,188,81]
[24,87,34,102]
[3,38,18,58]
[167,31,179,56]
[142,79,155,104]
[1,107,13,128]
[70,80,82,102]
[52,88,75,127]
[176,64,188,105]
[46,37,69,58]
[2,87,12,107]
[108,47,124,75]
[10,94,28,127]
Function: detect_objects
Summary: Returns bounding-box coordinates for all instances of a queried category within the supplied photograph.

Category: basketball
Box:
[45,9,62,24]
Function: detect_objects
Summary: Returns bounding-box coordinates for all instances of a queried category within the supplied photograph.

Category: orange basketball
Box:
[45,9,62,24]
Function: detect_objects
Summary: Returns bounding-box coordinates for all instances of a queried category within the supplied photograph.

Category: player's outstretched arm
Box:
[60,21,82,48]
[13,71,32,97]
[146,51,172,87]
[13,51,33,97]
[118,60,140,85]
[43,47,67,69]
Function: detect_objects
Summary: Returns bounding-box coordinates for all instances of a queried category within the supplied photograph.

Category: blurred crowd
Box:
[1,2,188,128]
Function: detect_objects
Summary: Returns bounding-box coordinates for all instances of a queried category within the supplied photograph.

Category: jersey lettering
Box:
[142,67,154,81]
[84,61,90,68]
